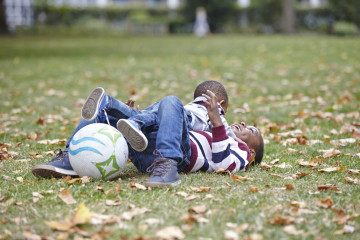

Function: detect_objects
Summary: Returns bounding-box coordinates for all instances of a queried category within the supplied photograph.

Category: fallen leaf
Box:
[285,184,294,190]
[189,205,207,214]
[105,200,121,206]
[45,220,73,231]
[332,208,350,225]
[184,195,198,201]
[155,226,185,240]
[267,215,295,225]
[224,230,239,240]
[347,169,360,175]
[323,148,341,158]
[344,177,360,184]
[334,225,355,235]
[231,175,254,182]
[283,225,305,235]
[249,187,260,192]
[270,159,280,164]
[315,196,333,208]
[260,163,272,170]
[269,173,284,179]
[130,182,147,190]
[318,167,340,173]
[58,189,76,205]
[174,191,189,198]
[71,204,93,225]
[190,186,211,192]
[289,201,306,208]
[292,172,310,179]
[317,184,339,192]
[120,207,150,220]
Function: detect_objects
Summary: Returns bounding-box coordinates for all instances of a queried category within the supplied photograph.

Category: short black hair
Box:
[194,81,228,104]
[254,136,264,164]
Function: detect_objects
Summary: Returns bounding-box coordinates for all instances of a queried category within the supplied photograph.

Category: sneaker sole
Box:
[145,179,181,188]
[117,119,148,152]
[32,165,78,178]
[81,87,105,121]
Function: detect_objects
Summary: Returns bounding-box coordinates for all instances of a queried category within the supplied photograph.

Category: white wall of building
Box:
[5,0,33,31]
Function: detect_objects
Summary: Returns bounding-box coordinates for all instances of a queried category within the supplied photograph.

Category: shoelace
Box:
[146,150,172,176]
[146,158,172,176]
[50,149,67,163]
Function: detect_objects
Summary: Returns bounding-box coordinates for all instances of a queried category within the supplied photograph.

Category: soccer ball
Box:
[69,123,129,180]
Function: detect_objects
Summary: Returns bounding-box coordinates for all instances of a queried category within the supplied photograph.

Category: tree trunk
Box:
[0,0,9,35]
[282,0,295,34]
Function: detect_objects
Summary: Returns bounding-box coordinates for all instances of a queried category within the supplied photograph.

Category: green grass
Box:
[0,35,360,239]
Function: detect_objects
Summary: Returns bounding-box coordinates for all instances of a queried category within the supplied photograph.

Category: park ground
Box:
[0,35,360,239]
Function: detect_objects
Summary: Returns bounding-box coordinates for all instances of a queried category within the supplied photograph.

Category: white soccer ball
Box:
[69,123,129,180]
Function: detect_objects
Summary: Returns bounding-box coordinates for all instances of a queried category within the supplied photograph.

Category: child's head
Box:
[194,81,229,112]
[231,122,264,165]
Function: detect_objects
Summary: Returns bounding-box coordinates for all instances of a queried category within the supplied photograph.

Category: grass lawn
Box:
[0,35,360,240]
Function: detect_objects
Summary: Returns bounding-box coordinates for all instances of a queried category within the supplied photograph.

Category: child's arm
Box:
[202,90,250,172]
[202,90,223,127]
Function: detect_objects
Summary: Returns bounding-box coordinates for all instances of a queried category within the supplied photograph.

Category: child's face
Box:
[231,122,261,150]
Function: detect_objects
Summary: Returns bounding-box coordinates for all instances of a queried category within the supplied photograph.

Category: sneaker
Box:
[81,87,107,121]
[32,149,78,178]
[117,119,148,152]
[145,158,181,187]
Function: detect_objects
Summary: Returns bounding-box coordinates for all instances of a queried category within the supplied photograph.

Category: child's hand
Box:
[202,90,223,127]
[125,99,140,110]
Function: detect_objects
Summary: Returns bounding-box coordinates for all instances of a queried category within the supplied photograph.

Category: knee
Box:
[160,96,182,107]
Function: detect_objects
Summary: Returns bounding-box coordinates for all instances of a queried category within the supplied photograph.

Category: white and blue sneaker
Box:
[145,158,181,188]
[32,149,78,178]
[81,87,108,121]
[116,119,148,152]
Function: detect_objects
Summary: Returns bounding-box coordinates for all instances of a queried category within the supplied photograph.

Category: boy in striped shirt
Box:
[128,90,264,187]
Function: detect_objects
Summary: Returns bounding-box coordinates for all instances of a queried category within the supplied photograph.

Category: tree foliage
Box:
[328,0,360,28]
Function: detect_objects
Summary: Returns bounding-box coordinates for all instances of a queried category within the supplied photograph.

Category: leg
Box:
[144,96,192,187]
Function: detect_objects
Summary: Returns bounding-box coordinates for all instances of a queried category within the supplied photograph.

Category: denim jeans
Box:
[66,95,192,173]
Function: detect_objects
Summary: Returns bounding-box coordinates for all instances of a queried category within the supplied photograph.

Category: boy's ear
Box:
[219,100,227,112]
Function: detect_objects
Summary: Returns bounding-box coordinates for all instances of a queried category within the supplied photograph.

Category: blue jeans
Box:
[66,95,192,173]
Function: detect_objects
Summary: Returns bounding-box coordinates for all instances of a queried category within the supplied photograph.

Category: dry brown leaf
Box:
[269,173,284,179]
[58,189,76,205]
[189,205,207,214]
[332,208,351,225]
[45,220,73,231]
[224,230,239,240]
[347,169,360,175]
[315,196,334,208]
[0,198,14,207]
[323,148,341,158]
[285,184,294,190]
[247,233,263,240]
[270,159,280,164]
[71,203,93,225]
[174,191,189,198]
[130,182,147,190]
[105,200,121,206]
[231,175,254,182]
[260,163,272,170]
[317,184,339,192]
[155,226,185,240]
[334,225,355,235]
[289,201,306,208]
[267,215,295,225]
[318,167,340,173]
[120,207,150,221]
[190,186,211,192]
[344,177,360,184]
[22,231,42,240]
[292,172,310,179]
[184,195,198,201]
[296,158,318,168]
[249,187,260,193]
[283,225,305,235]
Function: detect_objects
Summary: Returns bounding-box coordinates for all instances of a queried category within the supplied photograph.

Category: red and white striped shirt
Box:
[183,125,251,173]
